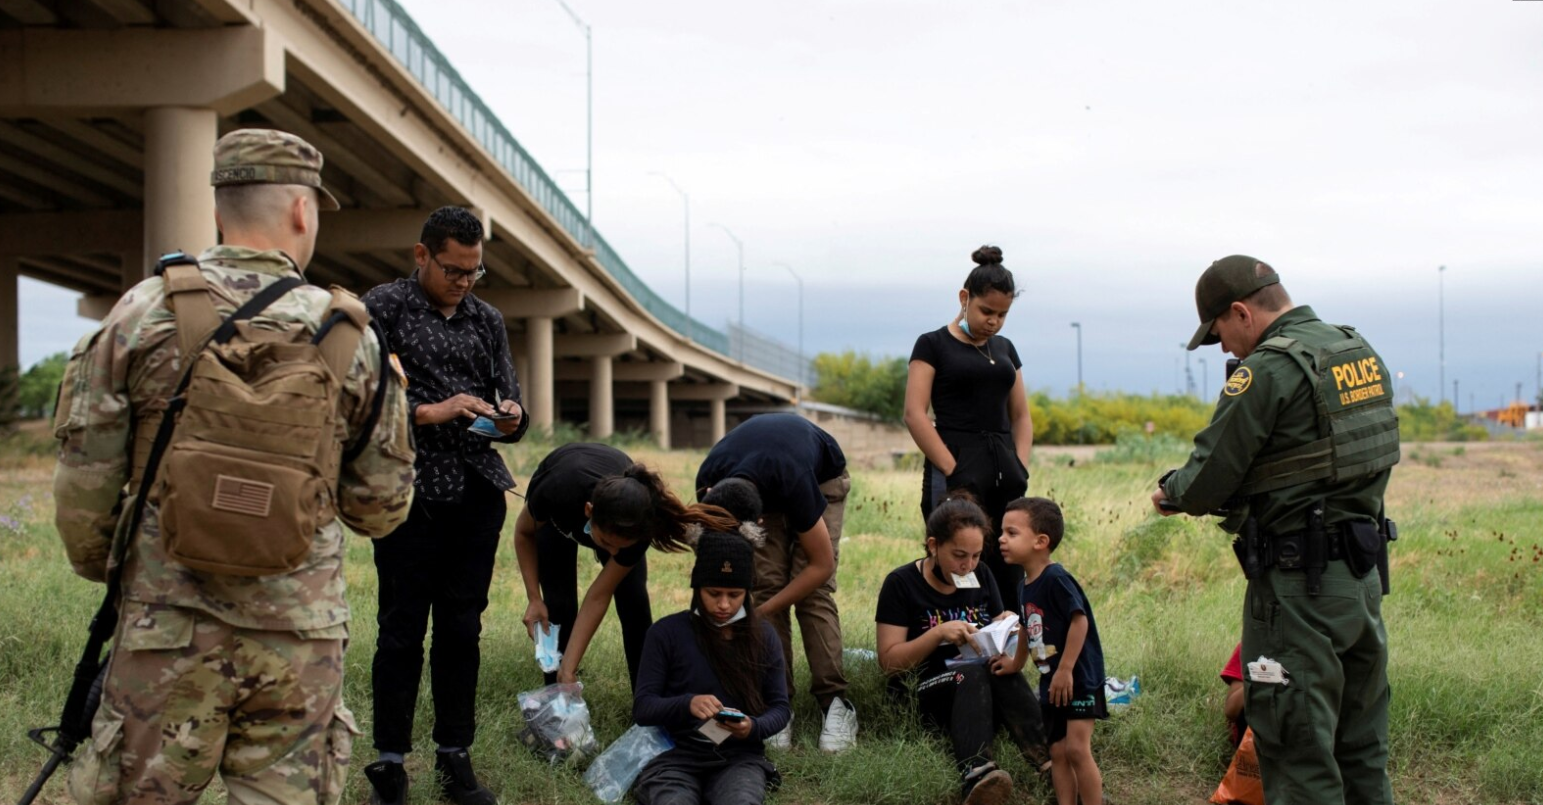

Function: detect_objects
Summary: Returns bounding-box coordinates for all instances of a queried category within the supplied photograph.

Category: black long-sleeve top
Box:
[633,611,791,751]
[362,274,529,502]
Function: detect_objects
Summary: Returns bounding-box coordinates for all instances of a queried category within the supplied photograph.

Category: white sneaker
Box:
[818,696,858,753]
[766,713,792,750]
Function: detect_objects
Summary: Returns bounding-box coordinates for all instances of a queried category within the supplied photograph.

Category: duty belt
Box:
[1265,524,1345,570]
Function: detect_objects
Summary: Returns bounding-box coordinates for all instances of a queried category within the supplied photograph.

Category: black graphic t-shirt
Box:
[875,560,1003,689]
[910,326,1023,434]
[525,443,647,567]
[1020,563,1104,699]
[363,274,528,502]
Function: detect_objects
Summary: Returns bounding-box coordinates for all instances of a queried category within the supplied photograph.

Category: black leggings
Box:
[916,664,1046,778]
[535,523,652,689]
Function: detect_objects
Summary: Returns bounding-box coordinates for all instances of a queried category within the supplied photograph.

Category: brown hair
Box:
[590,463,739,552]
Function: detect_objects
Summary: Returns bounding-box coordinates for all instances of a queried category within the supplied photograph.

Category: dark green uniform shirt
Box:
[1163,306,1392,535]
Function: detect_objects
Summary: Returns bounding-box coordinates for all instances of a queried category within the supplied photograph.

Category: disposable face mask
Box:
[694,605,748,626]
[959,309,973,338]
[931,557,979,589]
[534,622,562,673]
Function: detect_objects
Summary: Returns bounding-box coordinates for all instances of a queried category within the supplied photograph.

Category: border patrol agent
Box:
[1151,256,1399,805]
[53,129,416,805]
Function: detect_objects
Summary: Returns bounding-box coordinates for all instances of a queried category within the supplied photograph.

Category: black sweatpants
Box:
[916,664,1046,780]
[922,429,1030,603]
[371,473,506,753]
[535,521,653,689]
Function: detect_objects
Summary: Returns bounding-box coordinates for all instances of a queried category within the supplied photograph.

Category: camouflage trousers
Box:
[67,602,358,805]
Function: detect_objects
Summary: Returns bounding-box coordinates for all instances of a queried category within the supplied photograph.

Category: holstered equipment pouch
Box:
[1342,519,1383,581]
[1304,504,1327,595]
[1232,517,1264,580]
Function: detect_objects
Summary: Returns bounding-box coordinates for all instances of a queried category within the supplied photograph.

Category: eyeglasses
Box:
[424,250,486,284]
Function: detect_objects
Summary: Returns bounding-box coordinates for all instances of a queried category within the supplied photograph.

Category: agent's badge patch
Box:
[1224,366,1253,396]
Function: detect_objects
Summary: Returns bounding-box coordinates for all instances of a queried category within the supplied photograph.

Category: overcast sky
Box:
[19,0,1543,408]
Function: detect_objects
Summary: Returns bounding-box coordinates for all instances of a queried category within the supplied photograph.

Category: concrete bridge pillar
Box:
[710,398,727,444]
[650,379,670,450]
[527,315,554,431]
[143,107,218,270]
[589,355,614,439]
[0,257,17,380]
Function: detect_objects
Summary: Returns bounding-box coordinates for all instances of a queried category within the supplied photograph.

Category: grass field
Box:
[2,428,1541,805]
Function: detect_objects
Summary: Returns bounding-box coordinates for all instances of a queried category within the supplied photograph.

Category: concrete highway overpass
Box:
[0,0,804,447]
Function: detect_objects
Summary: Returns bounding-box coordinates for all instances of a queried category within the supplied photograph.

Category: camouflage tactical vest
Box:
[1235,324,1401,497]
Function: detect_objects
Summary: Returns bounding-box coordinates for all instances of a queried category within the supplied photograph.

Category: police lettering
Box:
[1331,357,1383,391]
[1331,356,1387,406]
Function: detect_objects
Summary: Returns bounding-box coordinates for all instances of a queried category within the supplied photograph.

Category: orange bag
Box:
[1209,728,1265,805]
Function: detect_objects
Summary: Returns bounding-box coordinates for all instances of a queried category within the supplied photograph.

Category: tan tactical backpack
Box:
[137,256,371,577]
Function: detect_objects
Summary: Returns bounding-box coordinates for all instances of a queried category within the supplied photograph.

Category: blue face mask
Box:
[959,311,973,338]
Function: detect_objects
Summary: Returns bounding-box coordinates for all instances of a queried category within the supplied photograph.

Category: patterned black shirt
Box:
[363,274,529,502]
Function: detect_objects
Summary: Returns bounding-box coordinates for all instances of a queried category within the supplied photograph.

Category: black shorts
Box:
[1043,686,1108,744]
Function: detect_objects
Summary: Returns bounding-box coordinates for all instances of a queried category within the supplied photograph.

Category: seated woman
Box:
[513,443,738,688]
[632,529,790,805]
[876,495,1049,805]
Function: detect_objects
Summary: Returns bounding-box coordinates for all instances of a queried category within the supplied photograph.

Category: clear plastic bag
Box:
[517,682,600,765]
[584,724,675,803]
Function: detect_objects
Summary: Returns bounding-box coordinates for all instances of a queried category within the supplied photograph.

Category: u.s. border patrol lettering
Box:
[51,128,414,805]
[1159,255,1397,805]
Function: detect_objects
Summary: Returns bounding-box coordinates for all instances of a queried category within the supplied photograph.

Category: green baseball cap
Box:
[1187,255,1280,350]
[210,128,340,211]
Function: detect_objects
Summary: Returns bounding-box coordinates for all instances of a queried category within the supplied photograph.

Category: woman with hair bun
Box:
[513,443,739,688]
[904,245,1034,602]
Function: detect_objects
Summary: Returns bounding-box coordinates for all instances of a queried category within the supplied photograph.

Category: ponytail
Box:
[590,463,739,553]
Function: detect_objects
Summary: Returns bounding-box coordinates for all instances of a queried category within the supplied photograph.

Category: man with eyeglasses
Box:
[360,206,528,805]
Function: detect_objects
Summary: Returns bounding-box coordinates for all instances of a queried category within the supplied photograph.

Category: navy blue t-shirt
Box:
[1020,563,1104,699]
[695,413,846,534]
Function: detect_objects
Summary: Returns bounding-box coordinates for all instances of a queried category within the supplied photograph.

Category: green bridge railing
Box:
[338,0,733,357]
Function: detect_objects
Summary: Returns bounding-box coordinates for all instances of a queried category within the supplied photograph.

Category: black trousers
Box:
[536,521,653,689]
[922,429,1029,603]
[916,664,1046,779]
[371,473,506,753]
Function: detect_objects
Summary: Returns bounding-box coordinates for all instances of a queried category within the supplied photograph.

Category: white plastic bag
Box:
[584,724,675,803]
[517,682,600,764]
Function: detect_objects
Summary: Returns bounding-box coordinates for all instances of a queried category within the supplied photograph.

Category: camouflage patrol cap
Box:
[211,128,340,211]
[1187,255,1280,350]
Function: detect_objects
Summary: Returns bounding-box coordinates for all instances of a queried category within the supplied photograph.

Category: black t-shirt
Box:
[525,443,647,567]
[1020,563,1104,698]
[875,560,1004,687]
[695,413,846,534]
[910,326,1023,434]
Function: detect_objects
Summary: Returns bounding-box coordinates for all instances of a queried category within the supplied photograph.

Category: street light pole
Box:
[772,262,804,392]
[709,223,745,362]
[650,172,690,340]
[553,0,592,248]
[1199,357,1209,400]
[1438,265,1446,403]
[1070,322,1082,394]
[1181,343,1195,397]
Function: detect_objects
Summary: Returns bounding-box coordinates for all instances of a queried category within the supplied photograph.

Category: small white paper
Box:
[697,719,732,745]
[951,572,981,589]
[949,611,1021,666]
[1247,656,1290,686]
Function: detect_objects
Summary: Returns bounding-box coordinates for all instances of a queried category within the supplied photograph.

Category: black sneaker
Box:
[434,749,497,805]
[363,760,408,805]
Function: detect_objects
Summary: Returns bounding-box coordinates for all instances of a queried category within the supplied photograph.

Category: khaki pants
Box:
[753,471,850,710]
[68,603,356,805]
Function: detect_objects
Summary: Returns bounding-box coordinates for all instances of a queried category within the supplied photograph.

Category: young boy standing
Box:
[998,497,1106,805]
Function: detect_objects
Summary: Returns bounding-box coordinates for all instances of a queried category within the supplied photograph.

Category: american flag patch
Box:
[212,475,274,517]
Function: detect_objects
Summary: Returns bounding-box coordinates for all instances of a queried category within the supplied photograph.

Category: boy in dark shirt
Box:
[998,497,1106,805]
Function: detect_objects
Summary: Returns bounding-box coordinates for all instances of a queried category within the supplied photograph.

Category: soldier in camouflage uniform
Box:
[1153,256,1398,805]
[52,129,416,805]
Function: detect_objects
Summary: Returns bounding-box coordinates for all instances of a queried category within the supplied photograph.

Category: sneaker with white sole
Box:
[818,696,858,753]
[766,713,792,749]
